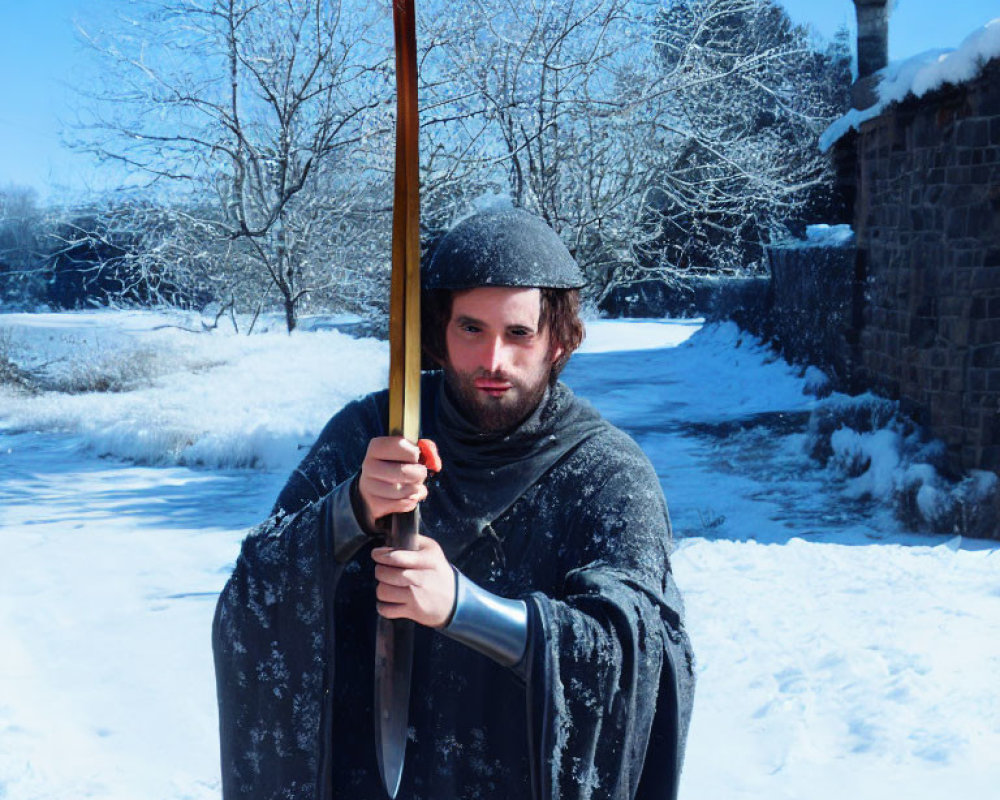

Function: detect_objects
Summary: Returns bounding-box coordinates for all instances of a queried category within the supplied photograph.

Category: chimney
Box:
[852,0,890,109]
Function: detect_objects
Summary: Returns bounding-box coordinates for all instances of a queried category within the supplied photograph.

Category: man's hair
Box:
[422,287,585,382]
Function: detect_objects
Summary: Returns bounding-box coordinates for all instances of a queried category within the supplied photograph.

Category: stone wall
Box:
[763,243,861,390]
[848,57,1000,474]
[706,275,771,335]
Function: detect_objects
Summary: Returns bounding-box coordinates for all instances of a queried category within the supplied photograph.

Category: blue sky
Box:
[0,0,89,198]
[1,0,997,202]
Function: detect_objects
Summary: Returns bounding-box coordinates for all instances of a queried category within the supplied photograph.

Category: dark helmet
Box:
[423,208,586,290]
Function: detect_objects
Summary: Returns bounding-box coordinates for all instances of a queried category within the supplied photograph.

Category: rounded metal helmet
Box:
[424,208,586,290]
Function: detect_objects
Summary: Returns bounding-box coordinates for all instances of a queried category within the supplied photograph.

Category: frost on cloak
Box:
[213,499,328,799]
[524,430,693,800]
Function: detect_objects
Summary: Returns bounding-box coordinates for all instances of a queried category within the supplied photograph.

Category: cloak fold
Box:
[527,569,694,800]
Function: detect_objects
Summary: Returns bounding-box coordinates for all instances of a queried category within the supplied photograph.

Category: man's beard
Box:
[443,365,551,434]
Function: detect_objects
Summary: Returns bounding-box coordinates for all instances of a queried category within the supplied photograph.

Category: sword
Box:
[375,0,421,796]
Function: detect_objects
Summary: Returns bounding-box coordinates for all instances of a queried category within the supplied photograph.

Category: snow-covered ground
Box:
[0,310,386,470]
[1,310,998,799]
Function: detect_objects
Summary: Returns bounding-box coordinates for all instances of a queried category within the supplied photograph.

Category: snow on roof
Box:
[771,224,855,250]
[820,17,1000,152]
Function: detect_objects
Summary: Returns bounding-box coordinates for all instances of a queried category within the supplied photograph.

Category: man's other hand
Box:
[372,535,456,628]
[357,436,436,530]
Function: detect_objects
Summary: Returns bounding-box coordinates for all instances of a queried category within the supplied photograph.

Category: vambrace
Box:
[440,567,529,681]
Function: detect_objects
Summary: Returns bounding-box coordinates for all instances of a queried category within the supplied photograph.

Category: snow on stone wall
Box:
[821,18,1000,152]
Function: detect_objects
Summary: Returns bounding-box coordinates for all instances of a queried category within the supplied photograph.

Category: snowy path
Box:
[1,316,999,799]
[565,328,1000,799]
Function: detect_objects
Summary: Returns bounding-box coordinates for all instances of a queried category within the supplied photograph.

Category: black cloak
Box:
[212,375,695,800]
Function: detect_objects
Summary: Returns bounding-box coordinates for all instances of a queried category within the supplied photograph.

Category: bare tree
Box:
[420,0,848,302]
[0,185,53,308]
[420,0,642,254]
[72,0,394,331]
[643,0,849,278]
[66,0,848,318]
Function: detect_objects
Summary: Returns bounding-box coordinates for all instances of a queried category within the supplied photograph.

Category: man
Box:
[213,208,695,800]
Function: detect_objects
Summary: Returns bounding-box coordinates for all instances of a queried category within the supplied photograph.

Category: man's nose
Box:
[483,335,508,373]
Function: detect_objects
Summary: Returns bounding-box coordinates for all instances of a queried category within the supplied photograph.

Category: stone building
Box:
[838,2,999,477]
[774,1,1000,480]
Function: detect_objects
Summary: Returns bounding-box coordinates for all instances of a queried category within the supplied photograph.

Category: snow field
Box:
[0,310,387,470]
[675,537,1000,799]
[2,310,999,799]
[0,431,282,799]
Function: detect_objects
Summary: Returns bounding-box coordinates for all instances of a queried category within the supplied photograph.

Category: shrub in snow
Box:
[807,393,999,538]
[0,328,38,392]
[897,467,1000,539]
[829,427,902,493]
[954,472,1000,537]
[806,393,904,464]
[898,463,951,528]
[0,319,230,397]
[802,366,832,399]
[0,310,390,471]
[44,344,169,394]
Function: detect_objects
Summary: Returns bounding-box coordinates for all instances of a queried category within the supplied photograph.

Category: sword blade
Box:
[374,510,419,798]
[377,0,421,796]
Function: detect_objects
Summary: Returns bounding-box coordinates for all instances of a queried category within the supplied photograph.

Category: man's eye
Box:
[461,324,481,334]
[510,328,530,338]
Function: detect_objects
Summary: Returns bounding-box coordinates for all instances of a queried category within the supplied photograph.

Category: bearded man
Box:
[212,208,696,800]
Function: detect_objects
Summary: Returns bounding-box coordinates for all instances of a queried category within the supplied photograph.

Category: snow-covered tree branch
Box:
[66,0,849,317]
[71,0,396,330]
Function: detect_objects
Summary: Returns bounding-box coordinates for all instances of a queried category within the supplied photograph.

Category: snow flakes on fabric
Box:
[213,375,694,799]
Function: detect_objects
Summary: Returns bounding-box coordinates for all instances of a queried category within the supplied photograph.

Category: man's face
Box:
[443,286,564,433]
